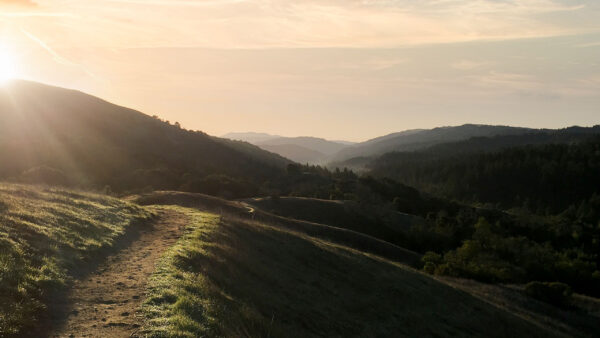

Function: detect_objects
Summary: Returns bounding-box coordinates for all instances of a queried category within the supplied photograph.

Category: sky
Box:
[0,0,599,141]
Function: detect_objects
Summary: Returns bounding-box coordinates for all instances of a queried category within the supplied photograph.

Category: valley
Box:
[0,81,598,337]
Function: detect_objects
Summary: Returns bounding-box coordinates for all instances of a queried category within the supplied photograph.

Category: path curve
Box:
[51,209,187,338]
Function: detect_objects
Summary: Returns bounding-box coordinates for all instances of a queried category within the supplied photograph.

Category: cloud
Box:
[452,60,492,70]
[20,28,96,78]
[2,0,599,50]
[0,0,37,7]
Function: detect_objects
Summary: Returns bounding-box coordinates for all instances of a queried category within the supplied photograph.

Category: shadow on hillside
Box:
[132,191,422,266]
[171,216,554,337]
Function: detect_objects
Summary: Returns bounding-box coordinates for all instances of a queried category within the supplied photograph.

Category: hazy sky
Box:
[0,0,599,141]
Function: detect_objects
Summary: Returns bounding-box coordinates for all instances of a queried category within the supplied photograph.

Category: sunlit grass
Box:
[0,183,154,336]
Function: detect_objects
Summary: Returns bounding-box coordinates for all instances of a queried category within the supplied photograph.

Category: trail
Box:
[50,209,187,338]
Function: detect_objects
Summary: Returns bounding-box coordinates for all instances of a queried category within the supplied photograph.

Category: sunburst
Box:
[0,43,17,84]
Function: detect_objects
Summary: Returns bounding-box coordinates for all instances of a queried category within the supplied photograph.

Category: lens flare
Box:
[0,44,17,84]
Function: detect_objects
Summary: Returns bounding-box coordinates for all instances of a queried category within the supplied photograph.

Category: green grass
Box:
[142,205,554,338]
[0,183,154,336]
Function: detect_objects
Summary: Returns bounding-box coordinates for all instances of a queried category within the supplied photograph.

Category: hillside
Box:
[222,132,281,144]
[224,133,352,163]
[369,135,600,213]
[0,81,290,195]
[332,124,533,162]
[367,126,600,165]
[258,136,349,156]
[258,143,327,164]
[244,196,424,248]
[2,184,598,337]
[365,137,600,298]
[134,195,566,338]
[0,183,153,336]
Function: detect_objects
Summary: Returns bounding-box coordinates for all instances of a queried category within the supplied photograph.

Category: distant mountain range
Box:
[223,133,354,164]
[227,124,600,166]
[331,124,534,162]
[222,132,282,144]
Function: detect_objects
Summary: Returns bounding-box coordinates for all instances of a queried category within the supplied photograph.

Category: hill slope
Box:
[138,202,559,337]
[2,185,598,337]
[258,136,349,155]
[0,80,289,194]
[222,132,281,144]
[369,135,600,214]
[0,183,153,336]
[257,143,327,164]
[332,124,533,161]
[224,134,352,163]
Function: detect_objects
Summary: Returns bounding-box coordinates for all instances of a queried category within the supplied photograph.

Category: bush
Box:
[421,251,442,274]
[524,281,572,307]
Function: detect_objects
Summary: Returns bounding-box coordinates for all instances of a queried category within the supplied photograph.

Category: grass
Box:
[132,191,422,266]
[142,205,555,338]
[245,196,422,243]
[0,183,154,336]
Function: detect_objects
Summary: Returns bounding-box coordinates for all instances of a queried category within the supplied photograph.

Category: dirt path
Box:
[50,209,187,338]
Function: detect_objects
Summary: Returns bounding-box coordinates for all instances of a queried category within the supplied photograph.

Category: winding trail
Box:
[50,209,187,338]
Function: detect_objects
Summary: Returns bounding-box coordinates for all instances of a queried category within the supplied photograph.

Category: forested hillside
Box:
[358,134,600,297]
[332,124,533,161]
[0,81,289,196]
[369,134,600,214]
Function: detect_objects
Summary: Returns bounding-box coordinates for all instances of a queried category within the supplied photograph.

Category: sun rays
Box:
[0,43,18,84]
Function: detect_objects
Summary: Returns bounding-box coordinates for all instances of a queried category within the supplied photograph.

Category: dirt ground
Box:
[49,209,187,338]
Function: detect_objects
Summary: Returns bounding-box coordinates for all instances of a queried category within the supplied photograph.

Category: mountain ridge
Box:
[0,80,290,195]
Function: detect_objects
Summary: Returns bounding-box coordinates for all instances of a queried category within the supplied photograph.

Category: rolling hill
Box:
[0,183,153,336]
[257,143,327,164]
[133,191,599,337]
[224,133,353,163]
[368,134,600,214]
[243,196,424,249]
[0,80,290,195]
[1,184,598,337]
[258,136,350,156]
[331,124,533,162]
[222,132,281,144]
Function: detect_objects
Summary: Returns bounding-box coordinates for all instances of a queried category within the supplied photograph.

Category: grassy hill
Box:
[244,196,424,247]
[138,203,560,337]
[131,191,421,266]
[0,80,290,195]
[1,184,598,337]
[0,183,153,336]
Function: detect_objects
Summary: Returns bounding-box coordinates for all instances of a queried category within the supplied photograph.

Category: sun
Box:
[0,45,18,84]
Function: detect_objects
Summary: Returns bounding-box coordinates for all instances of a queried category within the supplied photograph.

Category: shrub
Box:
[421,251,442,274]
[524,281,572,307]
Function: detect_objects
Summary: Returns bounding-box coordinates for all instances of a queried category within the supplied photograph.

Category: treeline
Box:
[261,141,600,297]
[370,136,600,214]
[361,135,600,297]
